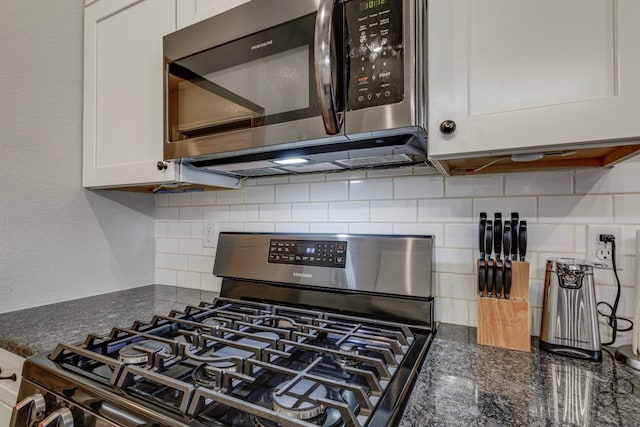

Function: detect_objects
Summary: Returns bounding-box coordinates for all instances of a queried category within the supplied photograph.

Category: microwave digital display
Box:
[361,0,388,11]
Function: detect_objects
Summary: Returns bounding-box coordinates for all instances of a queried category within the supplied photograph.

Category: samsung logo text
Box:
[251,40,273,50]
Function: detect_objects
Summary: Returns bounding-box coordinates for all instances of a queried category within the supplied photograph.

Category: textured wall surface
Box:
[0,0,156,313]
[156,158,640,345]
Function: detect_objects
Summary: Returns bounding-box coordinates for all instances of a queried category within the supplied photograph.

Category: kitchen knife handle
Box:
[511,213,519,259]
[503,221,511,260]
[495,260,503,298]
[504,260,512,299]
[479,213,487,256]
[494,213,502,259]
[519,221,528,261]
[485,220,493,257]
[478,259,486,296]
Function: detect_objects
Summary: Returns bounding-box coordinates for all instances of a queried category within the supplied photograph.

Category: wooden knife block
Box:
[477,261,531,352]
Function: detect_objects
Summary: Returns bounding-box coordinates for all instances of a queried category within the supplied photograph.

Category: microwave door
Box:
[168,63,265,141]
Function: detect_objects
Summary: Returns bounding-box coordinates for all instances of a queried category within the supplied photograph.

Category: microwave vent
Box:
[335,154,413,168]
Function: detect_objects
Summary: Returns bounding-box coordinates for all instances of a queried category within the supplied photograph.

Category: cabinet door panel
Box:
[177,0,250,29]
[429,0,640,158]
[83,0,177,187]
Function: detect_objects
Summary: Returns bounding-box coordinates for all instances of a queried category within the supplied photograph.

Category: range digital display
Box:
[296,243,316,255]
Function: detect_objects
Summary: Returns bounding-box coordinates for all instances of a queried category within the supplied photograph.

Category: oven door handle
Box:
[314,0,345,135]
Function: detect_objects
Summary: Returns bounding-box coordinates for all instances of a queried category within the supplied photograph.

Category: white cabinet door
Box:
[0,348,24,422]
[177,0,250,29]
[428,0,640,160]
[83,0,178,188]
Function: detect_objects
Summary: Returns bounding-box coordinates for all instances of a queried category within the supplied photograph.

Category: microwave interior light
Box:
[273,158,309,165]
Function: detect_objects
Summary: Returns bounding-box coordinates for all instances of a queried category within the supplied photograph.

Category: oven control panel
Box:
[268,240,347,268]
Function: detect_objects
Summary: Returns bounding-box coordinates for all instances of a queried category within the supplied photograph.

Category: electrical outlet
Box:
[586,225,623,270]
[204,223,217,248]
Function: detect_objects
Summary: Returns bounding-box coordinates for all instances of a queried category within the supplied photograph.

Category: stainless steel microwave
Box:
[163,0,427,177]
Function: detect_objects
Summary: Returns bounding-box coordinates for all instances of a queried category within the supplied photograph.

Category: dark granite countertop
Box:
[1,287,640,426]
[401,324,640,427]
[0,285,217,358]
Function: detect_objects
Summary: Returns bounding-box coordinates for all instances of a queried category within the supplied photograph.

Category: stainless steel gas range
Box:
[11,233,435,427]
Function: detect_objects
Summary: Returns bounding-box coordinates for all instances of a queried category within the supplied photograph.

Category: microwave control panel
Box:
[346,0,404,110]
[268,240,347,268]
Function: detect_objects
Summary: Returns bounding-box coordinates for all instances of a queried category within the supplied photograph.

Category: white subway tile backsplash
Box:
[156,222,168,237]
[309,223,349,233]
[349,178,392,200]
[275,223,310,233]
[244,222,275,232]
[276,183,309,202]
[191,191,216,206]
[191,223,203,238]
[310,181,348,201]
[157,207,180,221]
[394,176,444,199]
[201,275,222,292]
[157,238,179,253]
[155,269,176,285]
[527,224,575,252]
[614,194,640,224]
[418,198,472,223]
[446,175,503,198]
[244,186,275,204]
[444,224,477,248]
[505,171,573,196]
[539,195,612,223]
[179,206,203,221]
[437,273,476,300]
[229,204,259,222]
[329,201,369,222]
[216,189,244,205]
[165,254,188,270]
[167,223,191,238]
[204,206,230,222]
[292,202,328,222]
[576,162,640,194]
[434,248,474,274]
[473,197,536,222]
[370,200,416,222]
[188,255,213,273]
[156,193,169,207]
[177,271,201,288]
[392,223,443,244]
[154,163,640,336]
[260,204,292,222]
[349,223,393,234]
[179,239,202,255]
[168,192,192,207]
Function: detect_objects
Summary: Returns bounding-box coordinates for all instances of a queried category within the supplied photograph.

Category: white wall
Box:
[155,158,640,345]
[0,0,156,313]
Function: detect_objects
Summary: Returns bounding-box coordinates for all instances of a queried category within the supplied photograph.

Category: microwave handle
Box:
[314,0,344,135]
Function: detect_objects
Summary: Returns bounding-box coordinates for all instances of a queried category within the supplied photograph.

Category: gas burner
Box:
[336,343,360,367]
[192,359,237,389]
[118,340,169,365]
[272,378,328,420]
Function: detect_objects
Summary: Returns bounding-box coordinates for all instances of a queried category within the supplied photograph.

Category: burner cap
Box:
[272,379,327,420]
[337,343,360,367]
[118,340,169,365]
[204,360,237,376]
[192,361,236,389]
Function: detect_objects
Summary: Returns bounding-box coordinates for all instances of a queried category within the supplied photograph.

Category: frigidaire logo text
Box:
[251,40,273,50]
[293,272,312,278]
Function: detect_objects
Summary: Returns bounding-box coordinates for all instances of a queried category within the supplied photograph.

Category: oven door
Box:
[164,0,348,161]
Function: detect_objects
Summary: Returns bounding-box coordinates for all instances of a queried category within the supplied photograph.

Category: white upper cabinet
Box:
[177,0,250,29]
[83,0,241,190]
[428,0,640,172]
